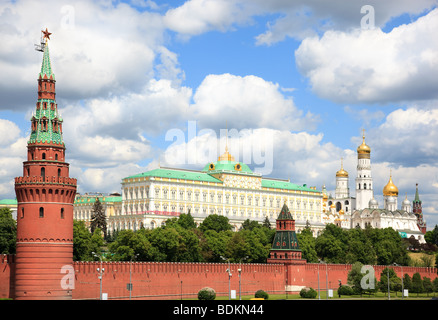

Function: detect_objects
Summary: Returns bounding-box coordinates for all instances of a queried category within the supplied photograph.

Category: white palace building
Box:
[113,147,325,234]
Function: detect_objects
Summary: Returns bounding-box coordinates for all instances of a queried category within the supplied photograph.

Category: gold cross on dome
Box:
[42,28,52,42]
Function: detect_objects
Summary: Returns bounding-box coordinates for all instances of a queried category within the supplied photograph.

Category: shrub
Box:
[198,287,216,300]
[338,285,354,296]
[300,287,317,299]
[254,289,269,300]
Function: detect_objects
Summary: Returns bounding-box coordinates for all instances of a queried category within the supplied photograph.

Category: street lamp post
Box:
[387,267,390,300]
[238,256,248,300]
[221,256,232,300]
[393,263,404,300]
[92,252,104,300]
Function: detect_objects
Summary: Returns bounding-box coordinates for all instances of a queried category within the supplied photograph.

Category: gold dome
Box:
[357,130,371,156]
[217,146,235,161]
[339,209,344,215]
[383,174,398,197]
[336,158,348,177]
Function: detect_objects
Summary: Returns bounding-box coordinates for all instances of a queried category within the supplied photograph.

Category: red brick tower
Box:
[267,203,306,265]
[14,29,77,300]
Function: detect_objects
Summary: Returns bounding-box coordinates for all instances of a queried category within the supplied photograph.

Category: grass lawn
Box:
[208,290,437,300]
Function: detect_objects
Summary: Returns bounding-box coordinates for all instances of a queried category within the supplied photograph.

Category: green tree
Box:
[378,268,401,295]
[423,277,433,296]
[432,277,438,294]
[411,272,424,296]
[178,211,197,229]
[108,229,154,261]
[424,225,438,245]
[241,219,260,231]
[202,230,232,262]
[90,198,107,238]
[315,225,346,263]
[262,216,271,229]
[297,228,318,263]
[226,232,250,262]
[347,262,365,295]
[73,220,93,261]
[345,228,376,265]
[199,214,232,233]
[403,274,412,292]
[0,207,16,254]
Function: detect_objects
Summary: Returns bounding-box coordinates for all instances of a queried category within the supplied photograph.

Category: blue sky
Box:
[1,0,438,229]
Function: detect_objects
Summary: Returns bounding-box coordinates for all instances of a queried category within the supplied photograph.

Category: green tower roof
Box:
[39,43,55,80]
[29,42,63,146]
[277,203,293,220]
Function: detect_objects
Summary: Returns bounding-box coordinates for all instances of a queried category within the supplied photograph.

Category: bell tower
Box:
[14,29,77,300]
[355,130,374,210]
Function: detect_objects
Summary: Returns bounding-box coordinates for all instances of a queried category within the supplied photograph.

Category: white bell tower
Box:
[355,130,374,210]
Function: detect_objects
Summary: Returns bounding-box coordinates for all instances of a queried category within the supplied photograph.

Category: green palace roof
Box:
[123,166,321,194]
[74,196,122,204]
[262,179,319,193]
[0,199,18,205]
[125,168,223,184]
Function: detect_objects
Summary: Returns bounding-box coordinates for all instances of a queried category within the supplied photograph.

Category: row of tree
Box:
[297,223,429,266]
[74,213,276,263]
[346,262,438,296]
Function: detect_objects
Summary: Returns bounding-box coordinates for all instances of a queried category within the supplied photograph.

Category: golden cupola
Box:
[336,158,348,178]
[217,146,235,161]
[357,130,371,159]
[383,173,398,197]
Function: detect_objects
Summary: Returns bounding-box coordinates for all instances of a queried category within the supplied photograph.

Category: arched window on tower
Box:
[61,208,64,219]
[364,184,367,189]
[42,153,46,160]
[39,207,44,218]
[41,167,45,181]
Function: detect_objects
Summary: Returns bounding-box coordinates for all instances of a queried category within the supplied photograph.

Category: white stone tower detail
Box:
[355,130,374,210]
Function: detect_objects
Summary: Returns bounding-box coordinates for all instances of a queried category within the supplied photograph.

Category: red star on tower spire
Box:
[42,28,52,41]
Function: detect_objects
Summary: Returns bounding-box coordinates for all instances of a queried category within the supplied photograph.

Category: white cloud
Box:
[0,0,166,109]
[364,107,438,166]
[162,0,437,45]
[163,0,253,36]
[190,73,319,131]
[295,8,438,104]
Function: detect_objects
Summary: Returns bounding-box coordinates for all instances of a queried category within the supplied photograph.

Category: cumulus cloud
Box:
[295,8,438,104]
[162,0,437,44]
[363,107,438,167]
[0,0,166,109]
[190,73,319,131]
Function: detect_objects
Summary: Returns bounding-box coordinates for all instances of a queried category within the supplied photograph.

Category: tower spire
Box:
[14,30,77,300]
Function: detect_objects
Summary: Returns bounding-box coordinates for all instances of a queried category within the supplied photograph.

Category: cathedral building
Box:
[113,148,325,235]
[326,130,426,243]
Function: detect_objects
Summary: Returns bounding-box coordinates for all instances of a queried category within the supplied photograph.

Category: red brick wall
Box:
[72,261,286,300]
[288,263,438,291]
[1,254,437,300]
[0,255,15,299]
